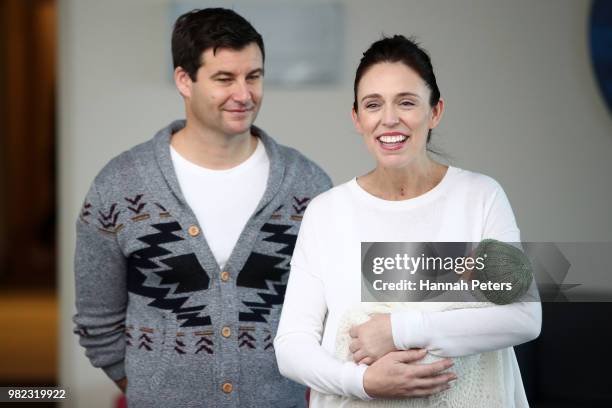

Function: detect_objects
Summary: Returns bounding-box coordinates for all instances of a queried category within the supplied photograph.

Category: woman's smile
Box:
[377,132,409,151]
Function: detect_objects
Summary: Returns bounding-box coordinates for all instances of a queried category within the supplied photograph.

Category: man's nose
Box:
[232,80,251,104]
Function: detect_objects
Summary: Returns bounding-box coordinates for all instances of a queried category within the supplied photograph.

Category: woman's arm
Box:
[274,201,370,398]
[390,295,541,357]
[274,261,371,399]
[350,287,540,361]
[275,202,456,399]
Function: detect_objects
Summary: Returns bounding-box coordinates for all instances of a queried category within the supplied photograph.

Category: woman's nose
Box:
[381,107,399,127]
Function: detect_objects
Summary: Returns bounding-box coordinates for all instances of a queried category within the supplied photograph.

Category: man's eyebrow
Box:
[210,71,235,79]
[247,68,264,76]
[210,68,264,79]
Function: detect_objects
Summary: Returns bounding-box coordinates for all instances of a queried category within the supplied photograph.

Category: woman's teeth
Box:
[378,135,408,144]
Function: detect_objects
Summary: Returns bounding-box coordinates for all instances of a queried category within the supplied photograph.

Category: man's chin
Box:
[222,125,253,137]
[223,120,256,136]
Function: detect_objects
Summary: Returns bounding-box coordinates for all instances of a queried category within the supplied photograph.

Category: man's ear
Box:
[174,67,192,99]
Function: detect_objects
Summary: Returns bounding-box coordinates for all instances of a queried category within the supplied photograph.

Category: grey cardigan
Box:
[73,120,332,407]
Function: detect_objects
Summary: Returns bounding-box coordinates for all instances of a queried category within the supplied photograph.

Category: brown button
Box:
[221,326,231,338]
[222,382,233,394]
[188,225,200,237]
[220,271,230,282]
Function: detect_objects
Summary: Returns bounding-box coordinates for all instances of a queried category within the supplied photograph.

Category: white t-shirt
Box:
[275,166,541,407]
[170,139,269,269]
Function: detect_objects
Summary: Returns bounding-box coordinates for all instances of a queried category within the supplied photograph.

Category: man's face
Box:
[182,42,264,138]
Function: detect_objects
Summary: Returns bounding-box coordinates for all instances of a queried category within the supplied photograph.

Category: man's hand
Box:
[349,313,396,364]
[114,377,127,393]
[363,349,456,398]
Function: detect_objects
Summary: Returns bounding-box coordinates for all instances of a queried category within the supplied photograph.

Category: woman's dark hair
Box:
[353,35,440,111]
[172,8,265,81]
[353,35,441,143]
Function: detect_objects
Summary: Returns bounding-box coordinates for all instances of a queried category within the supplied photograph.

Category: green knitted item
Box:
[472,239,533,305]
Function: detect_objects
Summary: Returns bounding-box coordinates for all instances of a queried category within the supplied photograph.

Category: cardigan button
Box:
[222,382,233,394]
[220,271,230,282]
[221,326,231,338]
[188,225,200,237]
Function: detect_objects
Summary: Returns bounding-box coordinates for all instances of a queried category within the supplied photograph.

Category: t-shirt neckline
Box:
[170,138,266,175]
[348,166,457,210]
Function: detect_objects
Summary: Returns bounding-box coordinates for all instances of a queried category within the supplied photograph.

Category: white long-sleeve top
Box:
[275,167,541,406]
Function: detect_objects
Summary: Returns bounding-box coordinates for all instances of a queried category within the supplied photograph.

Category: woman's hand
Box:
[349,313,396,364]
[363,349,456,398]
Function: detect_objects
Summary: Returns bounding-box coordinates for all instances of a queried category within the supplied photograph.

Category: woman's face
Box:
[352,62,443,170]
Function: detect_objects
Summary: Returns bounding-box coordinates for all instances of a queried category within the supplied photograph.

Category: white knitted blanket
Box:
[315,302,506,408]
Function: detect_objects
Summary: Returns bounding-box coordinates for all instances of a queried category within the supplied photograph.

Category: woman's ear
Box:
[351,107,363,134]
[429,98,445,129]
[174,67,192,99]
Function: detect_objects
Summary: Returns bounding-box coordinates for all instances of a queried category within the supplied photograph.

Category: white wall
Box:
[58,0,612,406]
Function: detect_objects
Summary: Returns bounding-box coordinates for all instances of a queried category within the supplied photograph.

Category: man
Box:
[73,8,331,407]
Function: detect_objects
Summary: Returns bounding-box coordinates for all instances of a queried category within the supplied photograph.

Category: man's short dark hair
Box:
[172,8,265,81]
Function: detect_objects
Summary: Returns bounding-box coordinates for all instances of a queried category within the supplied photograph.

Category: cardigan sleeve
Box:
[274,203,371,400]
[73,182,128,381]
[391,181,541,357]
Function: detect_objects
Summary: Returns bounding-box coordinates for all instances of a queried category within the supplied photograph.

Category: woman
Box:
[274,35,541,407]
